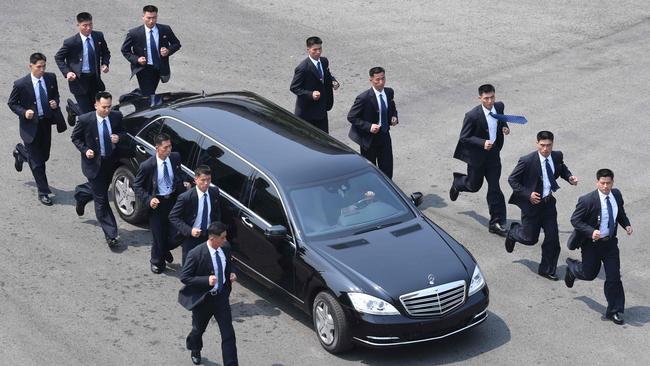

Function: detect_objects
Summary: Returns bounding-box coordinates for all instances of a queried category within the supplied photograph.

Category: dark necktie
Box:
[606,196,615,230]
[212,250,224,293]
[316,60,324,82]
[489,112,528,124]
[545,158,559,192]
[38,80,48,117]
[162,161,172,189]
[149,29,161,68]
[86,37,96,73]
[379,93,388,132]
[200,193,209,231]
[101,119,112,156]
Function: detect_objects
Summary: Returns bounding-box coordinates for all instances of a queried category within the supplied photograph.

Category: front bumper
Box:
[346,286,489,347]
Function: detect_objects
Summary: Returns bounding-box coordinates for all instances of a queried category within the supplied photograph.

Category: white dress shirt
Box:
[192,187,211,229]
[207,243,226,290]
[598,190,618,237]
[31,75,48,116]
[308,56,323,81]
[373,87,388,128]
[538,152,555,198]
[80,33,94,73]
[482,105,498,142]
[144,25,159,66]
[156,155,174,195]
[95,114,113,156]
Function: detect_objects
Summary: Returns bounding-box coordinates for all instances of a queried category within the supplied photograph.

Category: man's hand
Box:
[49,100,58,109]
[160,47,169,57]
[625,226,633,235]
[592,230,601,240]
[208,275,217,286]
[137,56,147,65]
[230,273,237,283]
[568,176,578,185]
[110,134,119,144]
[529,192,541,204]
[66,72,77,81]
[370,124,380,134]
[183,181,191,189]
[150,197,160,209]
[484,140,493,150]
[86,149,95,159]
[390,116,398,126]
[332,80,340,90]
[312,90,321,101]
[25,109,35,119]
[503,126,510,135]
[191,228,202,237]
[101,65,109,73]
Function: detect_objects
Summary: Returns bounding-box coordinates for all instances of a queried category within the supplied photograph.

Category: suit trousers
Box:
[187,290,238,366]
[78,159,118,239]
[149,195,176,266]
[23,117,52,195]
[75,73,100,114]
[136,65,161,96]
[304,116,329,134]
[452,153,506,226]
[361,132,393,179]
[567,238,624,315]
[508,196,560,275]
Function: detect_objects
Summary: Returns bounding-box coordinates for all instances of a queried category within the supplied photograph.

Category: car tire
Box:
[111,166,147,224]
[312,291,353,353]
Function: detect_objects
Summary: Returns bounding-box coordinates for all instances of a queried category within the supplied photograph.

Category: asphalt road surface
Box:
[1,1,649,365]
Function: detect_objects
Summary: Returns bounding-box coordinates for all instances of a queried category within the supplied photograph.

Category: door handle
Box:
[241,216,253,228]
[136,145,146,155]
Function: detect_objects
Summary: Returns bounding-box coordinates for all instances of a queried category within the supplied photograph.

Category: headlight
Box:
[347,292,400,315]
[468,265,486,296]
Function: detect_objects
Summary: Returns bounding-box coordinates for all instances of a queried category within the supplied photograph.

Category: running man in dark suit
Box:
[121,5,181,95]
[505,130,578,280]
[134,133,190,273]
[290,36,339,133]
[71,91,124,248]
[170,165,222,265]
[450,84,510,236]
[565,169,632,325]
[8,52,66,206]
[179,222,238,365]
[347,66,399,179]
[55,12,111,114]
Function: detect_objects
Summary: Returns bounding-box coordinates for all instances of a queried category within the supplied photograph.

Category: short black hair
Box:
[143,5,158,13]
[195,164,211,177]
[30,52,46,64]
[536,130,554,142]
[369,66,385,77]
[95,91,112,101]
[478,84,495,95]
[76,12,92,23]
[596,168,614,180]
[306,36,322,48]
[208,221,228,237]
[154,133,170,146]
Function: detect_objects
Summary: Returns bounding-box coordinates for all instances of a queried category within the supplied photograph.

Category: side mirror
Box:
[411,192,423,207]
[264,225,288,242]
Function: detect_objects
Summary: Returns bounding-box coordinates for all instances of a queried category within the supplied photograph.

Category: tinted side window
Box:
[249,176,288,228]
[160,119,201,168]
[138,119,163,145]
[199,138,252,201]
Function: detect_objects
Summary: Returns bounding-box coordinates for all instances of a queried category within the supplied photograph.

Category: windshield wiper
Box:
[354,220,403,235]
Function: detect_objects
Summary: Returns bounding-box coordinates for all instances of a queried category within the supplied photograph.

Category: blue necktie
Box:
[149,29,161,68]
[86,38,97,73]
[489,112,528,124]
[379,93,388,132]
[38,80,48,117]
[316,60,324,82]
[162,161,172,188]
[213,250,224,293]
[101,119,112,156]
[200,194,208,231]
[545,158,559,192]
[606,196,615,231]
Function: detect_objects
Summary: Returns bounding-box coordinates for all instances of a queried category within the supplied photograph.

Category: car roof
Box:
[162,91,372,187]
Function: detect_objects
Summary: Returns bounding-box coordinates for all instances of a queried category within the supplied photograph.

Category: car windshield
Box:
[288,169,415,238]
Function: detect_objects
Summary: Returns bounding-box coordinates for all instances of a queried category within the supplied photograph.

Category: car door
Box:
[237,173,296,294]
[133,117,164,164]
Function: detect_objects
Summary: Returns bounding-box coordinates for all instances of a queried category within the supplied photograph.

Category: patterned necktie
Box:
[38,80,48,116]
[379,93,388,132]
[200,193,209,231]
[213,249,223,293]
[149,29,161,68]
[316,60,324,82]
[606,196,615,230]
[545,158,559,192]
[86,37,96,73]
[101,119,112,156]
[162,161,172,188]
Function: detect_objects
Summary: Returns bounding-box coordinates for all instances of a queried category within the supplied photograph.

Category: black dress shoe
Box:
[150,263,164,274]
[39,195,53,206]
[106,237,119,249]
[505,222,519,253]
[607,312,624,325]
[538,272,559,281]
[12,148,23,172]
[489,223,508,237]
[75,199,86,216]
[564,269,576,288]
[164,251,174,264]
[190,350,201,365]
[449,185,459,202]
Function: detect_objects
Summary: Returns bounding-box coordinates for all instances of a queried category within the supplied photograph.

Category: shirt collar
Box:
[31,74,43,84]
[196,186,209,198]
[372,87,384,96]
[145,24,158,33]
[156,154,168,165]
[482,105,496,116]
[308,55,320,64]
[206,242,217,256]
[80,33,92,42]
[96,113,109,123]
[538,152,552,163]
[598,190,611,200]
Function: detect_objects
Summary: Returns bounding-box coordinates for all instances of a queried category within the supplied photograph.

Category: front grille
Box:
[399,280,466,317]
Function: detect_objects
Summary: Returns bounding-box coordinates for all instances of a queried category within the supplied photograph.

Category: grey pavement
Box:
[0,1,649,365]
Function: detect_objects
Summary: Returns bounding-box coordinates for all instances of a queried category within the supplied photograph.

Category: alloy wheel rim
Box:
[114,176,135,215]
[315,301,335,345]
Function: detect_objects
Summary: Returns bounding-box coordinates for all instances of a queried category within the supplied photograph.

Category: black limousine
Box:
[109,91,489,353]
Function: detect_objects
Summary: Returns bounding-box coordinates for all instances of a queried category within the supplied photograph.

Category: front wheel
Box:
[312,291,353,353]
[111,166,147,224]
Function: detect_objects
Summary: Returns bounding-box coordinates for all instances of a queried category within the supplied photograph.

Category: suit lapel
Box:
[369,88,379,113]
[478,105,489,132]
[24,75,37,105]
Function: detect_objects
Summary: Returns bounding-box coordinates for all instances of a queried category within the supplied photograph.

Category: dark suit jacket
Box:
[453,102,508,165]
[347,87,398,150]
[567,189,631,249]
[169,186,222,238]
[120,24,181,82]
[178,243,234,311]
[8,73,66,143]
[507,150,573,208]
[70,110,125,179]
[133,152,185,207]
[54,31,111,95]
[290,57,335,120]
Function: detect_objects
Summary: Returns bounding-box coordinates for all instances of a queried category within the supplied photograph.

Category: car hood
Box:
[308,219,472,300]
